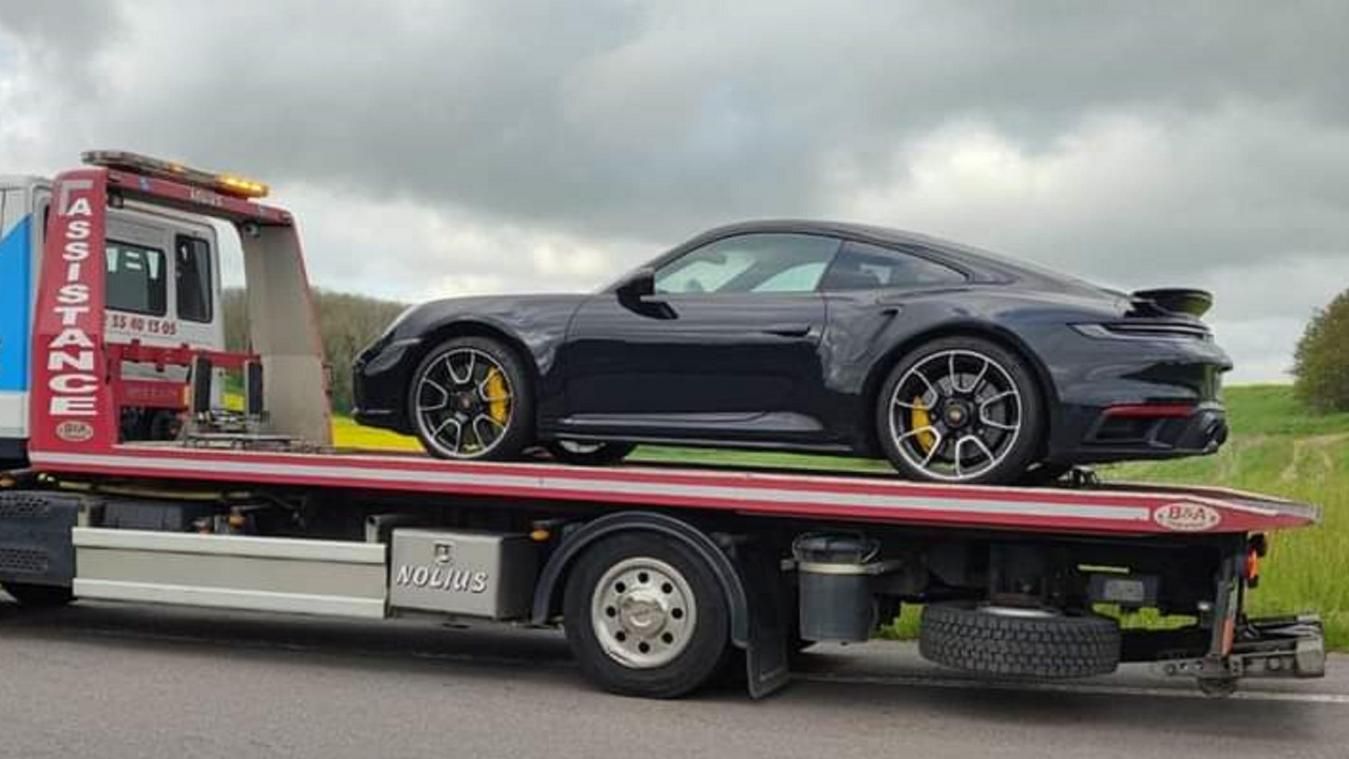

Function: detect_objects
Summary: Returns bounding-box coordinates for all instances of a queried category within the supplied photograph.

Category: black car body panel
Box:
[354,220,1232,467]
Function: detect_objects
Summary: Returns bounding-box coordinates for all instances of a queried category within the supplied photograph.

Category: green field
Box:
[331,385,1349,647]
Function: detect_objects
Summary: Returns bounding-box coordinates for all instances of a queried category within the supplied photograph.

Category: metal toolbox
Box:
[389,528,537,620]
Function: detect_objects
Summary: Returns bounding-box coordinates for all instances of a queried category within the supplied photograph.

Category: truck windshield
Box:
[105,240,167,316]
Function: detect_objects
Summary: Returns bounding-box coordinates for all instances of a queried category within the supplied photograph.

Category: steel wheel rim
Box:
[414,347,514,459]
[980,604,1060,619]
[591,556,698,669]
[888,348,1023,482]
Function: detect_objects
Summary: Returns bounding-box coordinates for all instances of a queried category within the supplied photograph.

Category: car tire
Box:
[2,582,74,608]
[877,335,1044,484]
[408,336,534,461]
[919,602,1120,678]
[546,440,637,466]
[563,533,731,698]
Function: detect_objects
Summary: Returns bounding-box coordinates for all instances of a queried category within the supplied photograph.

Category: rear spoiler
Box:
[1131,288,1214,318]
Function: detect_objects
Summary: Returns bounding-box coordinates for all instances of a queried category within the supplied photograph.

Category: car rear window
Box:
[821,240,966,291]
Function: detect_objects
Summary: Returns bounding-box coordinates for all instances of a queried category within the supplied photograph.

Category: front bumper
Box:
[351,337,422,434]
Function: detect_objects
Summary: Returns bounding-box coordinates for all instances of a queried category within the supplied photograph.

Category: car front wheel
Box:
[408,336,534,461]
[877,336,1044,484]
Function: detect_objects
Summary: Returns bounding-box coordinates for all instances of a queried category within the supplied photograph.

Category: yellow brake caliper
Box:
[484,368,510,424]
[911,396,936,452]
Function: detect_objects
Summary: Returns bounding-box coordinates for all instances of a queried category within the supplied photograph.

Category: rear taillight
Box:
[1102,402,1197,419]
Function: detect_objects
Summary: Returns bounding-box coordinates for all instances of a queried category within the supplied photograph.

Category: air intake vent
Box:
[0,494,51,520]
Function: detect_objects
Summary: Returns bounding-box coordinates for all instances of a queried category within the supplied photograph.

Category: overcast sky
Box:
[2,1,1346,382]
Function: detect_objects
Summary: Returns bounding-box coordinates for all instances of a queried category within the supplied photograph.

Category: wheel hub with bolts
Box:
[592,556,697,669]
[941,398,974,429]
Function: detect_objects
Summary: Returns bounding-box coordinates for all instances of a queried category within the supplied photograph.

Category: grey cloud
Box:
[1,0,1346,381]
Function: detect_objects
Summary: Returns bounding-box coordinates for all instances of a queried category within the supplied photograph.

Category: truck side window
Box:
[175,235,213,323]
[105,240,167,316]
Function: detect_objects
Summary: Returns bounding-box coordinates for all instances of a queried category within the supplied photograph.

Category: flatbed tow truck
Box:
[0,152,1327,699]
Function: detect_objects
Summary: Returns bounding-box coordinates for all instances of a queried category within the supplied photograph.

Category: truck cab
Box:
[0,171,224,465]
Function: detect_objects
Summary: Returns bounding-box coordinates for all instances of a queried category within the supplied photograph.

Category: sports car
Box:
[353,220,1231,484]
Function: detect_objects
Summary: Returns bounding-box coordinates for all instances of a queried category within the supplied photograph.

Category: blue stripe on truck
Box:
[0,215,32,392]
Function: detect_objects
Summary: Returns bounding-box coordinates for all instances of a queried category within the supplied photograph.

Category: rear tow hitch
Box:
[1153,615,1326,696]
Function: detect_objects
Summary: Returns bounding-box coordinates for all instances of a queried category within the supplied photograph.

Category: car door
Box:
[560,232,841,442]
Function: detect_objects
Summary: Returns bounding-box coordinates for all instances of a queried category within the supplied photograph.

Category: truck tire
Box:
[2,582,74,608]
[919,602,1120,678]
[563,532,731,698]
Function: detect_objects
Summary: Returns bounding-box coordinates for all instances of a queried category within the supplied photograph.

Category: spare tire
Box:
[919,603,1120,679]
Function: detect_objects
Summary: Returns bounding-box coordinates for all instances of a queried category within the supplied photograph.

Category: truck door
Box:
[104,207,223,438]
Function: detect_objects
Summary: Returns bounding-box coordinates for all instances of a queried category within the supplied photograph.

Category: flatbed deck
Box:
[29,443,1317,537]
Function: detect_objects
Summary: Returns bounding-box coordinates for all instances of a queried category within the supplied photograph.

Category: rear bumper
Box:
[1044,326,1231,465]
[1056,401,1229,464]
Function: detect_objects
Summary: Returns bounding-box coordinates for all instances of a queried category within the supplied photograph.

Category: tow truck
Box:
[0,152,1327,699]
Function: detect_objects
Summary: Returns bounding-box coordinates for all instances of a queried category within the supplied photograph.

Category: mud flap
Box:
[732,540,792,699]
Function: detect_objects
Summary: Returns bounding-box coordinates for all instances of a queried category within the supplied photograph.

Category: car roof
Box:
[696,219,955,248]
[688,219,1110,296]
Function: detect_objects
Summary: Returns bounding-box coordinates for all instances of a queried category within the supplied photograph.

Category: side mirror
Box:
[616,267,656,301]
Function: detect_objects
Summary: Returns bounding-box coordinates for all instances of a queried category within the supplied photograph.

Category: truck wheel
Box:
[919,602,1120,678]
[546,441,636,466]
[409,337,534,461]
[563,533,731,698]
[2,582,74,608]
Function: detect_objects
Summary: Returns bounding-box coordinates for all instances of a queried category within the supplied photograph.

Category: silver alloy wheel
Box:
[591,556,698,669]
[414,347,514,459]
[888,348,1023,482]
[557,440,606,455]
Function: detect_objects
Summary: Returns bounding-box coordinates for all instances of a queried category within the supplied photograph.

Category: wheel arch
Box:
[412,318,541,381]
[860,322,1059,455]
[531,511,752,649]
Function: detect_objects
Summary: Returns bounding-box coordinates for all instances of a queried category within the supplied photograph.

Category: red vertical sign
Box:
[27,169,114,452]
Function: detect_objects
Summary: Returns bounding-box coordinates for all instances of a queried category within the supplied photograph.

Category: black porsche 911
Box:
[353,220,1231,485]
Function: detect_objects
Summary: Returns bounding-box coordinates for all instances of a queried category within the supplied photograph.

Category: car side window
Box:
[820,240,966,291]
[654,233,840,295]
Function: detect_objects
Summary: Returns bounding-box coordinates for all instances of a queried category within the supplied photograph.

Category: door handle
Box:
[760,325,816,338]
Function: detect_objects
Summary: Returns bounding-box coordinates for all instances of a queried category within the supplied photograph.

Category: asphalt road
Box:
[1,596,1345,759]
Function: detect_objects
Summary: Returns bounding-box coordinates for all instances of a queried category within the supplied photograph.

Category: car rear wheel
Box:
[877,336,1044,484]
[408,337,534,461]
[546,440,637,466]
